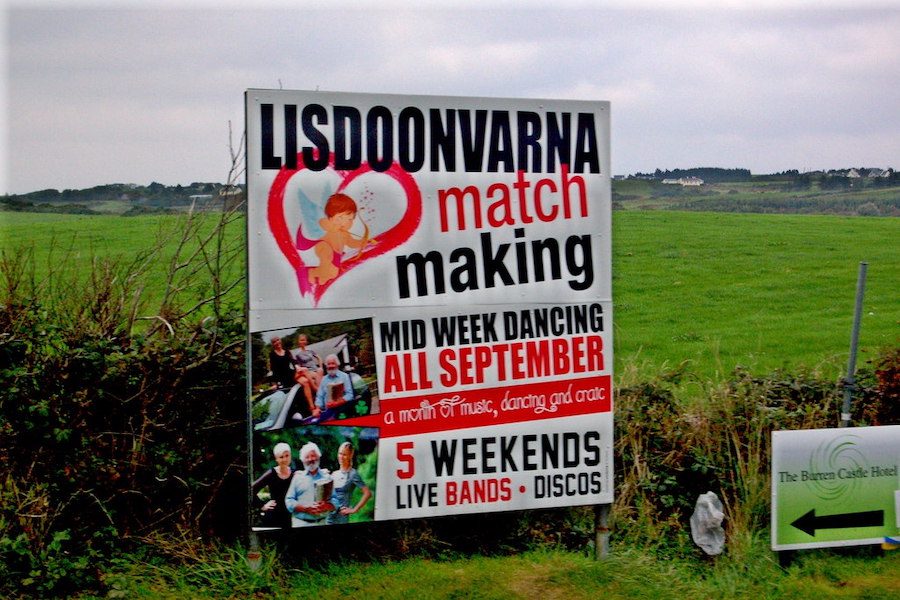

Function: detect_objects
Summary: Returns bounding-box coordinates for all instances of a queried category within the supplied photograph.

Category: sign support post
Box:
[840,261,867,427]
[594,503,611,559]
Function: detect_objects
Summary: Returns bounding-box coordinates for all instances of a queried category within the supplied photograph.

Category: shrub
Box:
[0,201,247,596]
[856,201,881,216]
[610,355,898,557]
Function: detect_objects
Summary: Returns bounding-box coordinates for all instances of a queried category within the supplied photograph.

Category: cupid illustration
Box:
[295,190,377,293]
[266,157,422,306]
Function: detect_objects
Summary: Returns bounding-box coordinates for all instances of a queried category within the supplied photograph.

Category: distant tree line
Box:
[755,169,900,190]
[631,167,752,182]
[1,182,244,214]
[678,195,900,216]
[0,198,101,214]
[628,167,897,186]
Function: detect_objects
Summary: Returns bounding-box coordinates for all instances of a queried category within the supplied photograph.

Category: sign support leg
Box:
[247,531,262,572]
[594,503,611,560]
[840,261,867,427]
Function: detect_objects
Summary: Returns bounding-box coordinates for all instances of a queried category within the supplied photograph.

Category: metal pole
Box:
[594,503,611,560]
[247,531,262,571]
[840,262,867,428]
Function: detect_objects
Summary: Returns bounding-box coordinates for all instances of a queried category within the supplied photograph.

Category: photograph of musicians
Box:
[284,442,333,527]
[314,354,354,412]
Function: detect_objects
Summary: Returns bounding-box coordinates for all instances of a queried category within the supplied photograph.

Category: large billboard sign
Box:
[246,89,612,529]
[772,425,900,550]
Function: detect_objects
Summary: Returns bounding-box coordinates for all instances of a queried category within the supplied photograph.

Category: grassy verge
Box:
[90,541,900,599]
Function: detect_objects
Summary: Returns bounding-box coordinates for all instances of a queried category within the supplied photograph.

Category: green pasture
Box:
[1,210,897,381]
[0,211,180,257]
[0,210,243,318]
[613,211,899,380]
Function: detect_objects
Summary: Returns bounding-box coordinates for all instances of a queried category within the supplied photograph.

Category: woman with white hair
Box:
[251,442,295,528]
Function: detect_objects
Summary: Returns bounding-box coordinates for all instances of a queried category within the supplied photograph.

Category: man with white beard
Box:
[315,354,354,413]
[284,442,334,527]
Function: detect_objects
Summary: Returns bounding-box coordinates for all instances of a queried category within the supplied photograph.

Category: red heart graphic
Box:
[267,152,422,305]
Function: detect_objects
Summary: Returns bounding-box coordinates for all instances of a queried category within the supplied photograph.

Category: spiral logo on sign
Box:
[806,435,867,501]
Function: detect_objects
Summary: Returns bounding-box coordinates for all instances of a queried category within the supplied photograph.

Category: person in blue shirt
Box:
[315,354,354,413]
[284,442,333,527]
[326,442,372,525]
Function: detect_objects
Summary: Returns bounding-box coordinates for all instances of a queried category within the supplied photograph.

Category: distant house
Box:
[846,169,861,178]
[219,186,245,211]
[866,168,885,178]
[663,177,703,186]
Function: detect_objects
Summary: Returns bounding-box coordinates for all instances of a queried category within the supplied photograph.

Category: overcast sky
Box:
[2,1,898,194]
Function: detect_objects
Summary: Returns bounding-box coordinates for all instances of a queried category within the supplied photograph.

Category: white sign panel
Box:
[772,425,900,550]
[246,89,612,529]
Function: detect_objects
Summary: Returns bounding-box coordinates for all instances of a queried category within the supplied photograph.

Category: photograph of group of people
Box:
[250,316,380,530]
[252,425,378,529]
[251,317,379,430]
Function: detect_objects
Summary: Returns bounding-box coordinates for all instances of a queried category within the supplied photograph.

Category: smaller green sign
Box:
[771,425,900,550]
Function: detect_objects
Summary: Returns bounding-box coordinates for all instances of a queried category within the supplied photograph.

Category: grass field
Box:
[94,543,900,599]
[0,211,189,278]
[2,209,897,381]
[612,211,899,380]
[0,210,244,322]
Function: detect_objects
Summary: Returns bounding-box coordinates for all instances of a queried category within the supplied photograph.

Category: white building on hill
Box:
[662,177,704,186]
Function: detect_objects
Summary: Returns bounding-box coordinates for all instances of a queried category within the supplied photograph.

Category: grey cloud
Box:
[4,6,898,192]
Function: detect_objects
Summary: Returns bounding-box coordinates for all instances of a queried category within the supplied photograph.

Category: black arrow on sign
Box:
[791,509,884,536]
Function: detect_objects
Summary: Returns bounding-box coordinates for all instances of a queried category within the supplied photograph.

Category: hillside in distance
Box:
[614,167,900,216]
[2,167,898,216]
[0,181,243,215]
